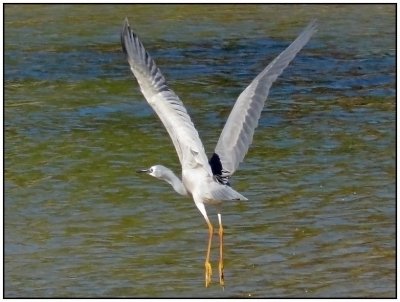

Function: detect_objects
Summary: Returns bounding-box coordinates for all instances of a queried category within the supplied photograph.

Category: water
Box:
[4,4,395,298]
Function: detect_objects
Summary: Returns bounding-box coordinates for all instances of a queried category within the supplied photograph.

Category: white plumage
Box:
[121,18,316,287]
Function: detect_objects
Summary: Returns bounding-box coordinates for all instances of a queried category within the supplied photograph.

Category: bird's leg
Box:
[217,213,224,287]
[205,219,213,287]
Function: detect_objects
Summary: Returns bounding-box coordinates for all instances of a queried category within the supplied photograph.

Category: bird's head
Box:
[137,165,165,180]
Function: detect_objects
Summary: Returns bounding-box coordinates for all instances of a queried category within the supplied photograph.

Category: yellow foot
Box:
[205,261,212,287]
[219,262,224,287]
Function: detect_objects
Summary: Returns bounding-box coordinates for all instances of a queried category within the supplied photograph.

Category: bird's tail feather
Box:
[209,182,248,202]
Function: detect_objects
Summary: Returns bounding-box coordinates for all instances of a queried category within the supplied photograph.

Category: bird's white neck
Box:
[161,167,188,196]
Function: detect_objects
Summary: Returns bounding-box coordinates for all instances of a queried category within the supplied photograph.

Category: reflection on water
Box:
[4,4,395,298]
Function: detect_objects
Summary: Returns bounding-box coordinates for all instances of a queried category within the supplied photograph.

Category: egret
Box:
[121,18,316,287]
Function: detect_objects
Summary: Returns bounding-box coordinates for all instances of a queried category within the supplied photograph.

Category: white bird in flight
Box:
[121,18,316,288]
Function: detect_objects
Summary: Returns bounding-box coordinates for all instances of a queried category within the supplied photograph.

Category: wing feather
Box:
[214,20,317,176]
[121,18,211,174]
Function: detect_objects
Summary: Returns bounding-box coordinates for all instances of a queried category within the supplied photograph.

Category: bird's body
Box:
[121,18,316,287]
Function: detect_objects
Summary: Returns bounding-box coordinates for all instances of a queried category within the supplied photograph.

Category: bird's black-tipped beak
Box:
[136,169,149,173]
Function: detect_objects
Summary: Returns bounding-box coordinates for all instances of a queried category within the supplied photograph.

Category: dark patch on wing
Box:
[209,153,223,176]
[209,153,231,186]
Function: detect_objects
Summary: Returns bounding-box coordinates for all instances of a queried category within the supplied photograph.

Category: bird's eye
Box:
[149,168,153,173]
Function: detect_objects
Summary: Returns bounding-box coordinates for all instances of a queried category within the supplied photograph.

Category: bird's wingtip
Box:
[306,19,318,33]
[121,17,133,54]
[122,17,130,31]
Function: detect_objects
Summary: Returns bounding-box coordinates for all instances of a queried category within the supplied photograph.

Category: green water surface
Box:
[4,4,395,298]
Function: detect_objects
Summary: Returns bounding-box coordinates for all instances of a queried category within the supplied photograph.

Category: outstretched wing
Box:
[121,18,212,175]
[121,19,212,174]
[213,20,317,178]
